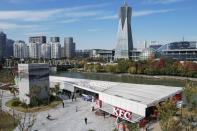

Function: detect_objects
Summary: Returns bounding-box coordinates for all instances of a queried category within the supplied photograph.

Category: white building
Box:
[51,42,61,59]
[18,64,49,104]
[29,42,41,59]
[13,40,28,59]
[137,41,147,51]
[41,43,51,59]
[50,76,183,123]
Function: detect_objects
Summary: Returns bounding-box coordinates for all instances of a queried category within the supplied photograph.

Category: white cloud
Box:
[133,9,174,16]
[0,4,108,22]
[0,9,63,22]
[97,9,173,20]
[24,32,51,36]
[97,15,117,20]
[144,0,184,4]
[0,22,39,29]
[88,29,102,32]
[59,19,78,24]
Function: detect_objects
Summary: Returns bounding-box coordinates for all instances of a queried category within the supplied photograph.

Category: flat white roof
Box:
[50,76,183,107]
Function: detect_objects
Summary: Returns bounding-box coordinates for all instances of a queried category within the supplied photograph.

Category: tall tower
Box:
[114,2,133,59]
[64,37,75,59]
[0,32,6,60]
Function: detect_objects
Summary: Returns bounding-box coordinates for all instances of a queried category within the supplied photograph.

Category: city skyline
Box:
[0,0,196,49]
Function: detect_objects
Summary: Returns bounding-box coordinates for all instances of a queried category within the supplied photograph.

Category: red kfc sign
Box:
[113,107,132,120]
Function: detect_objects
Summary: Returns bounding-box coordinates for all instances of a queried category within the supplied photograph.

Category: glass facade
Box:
[156,41,197,61]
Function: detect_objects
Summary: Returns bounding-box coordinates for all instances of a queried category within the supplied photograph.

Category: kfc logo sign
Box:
[113,107,132,120]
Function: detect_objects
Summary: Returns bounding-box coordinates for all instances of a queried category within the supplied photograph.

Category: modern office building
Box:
[50,37,60,43]
[141,48,156,60]
[0,31,6,60]
[91,49,115,62]
[29,36,46,44]
[18,64,49,104]
[114,2,133,59]
[41,43,51,59]
[64,37,75,59]
[130,50,142,61]
[13,40,28,59]
[156,41,197,61]
[6,39,14,58]
[75,50,91,58]
[137,41,147,51]
[29,43,41,59]
[51,42,61,59]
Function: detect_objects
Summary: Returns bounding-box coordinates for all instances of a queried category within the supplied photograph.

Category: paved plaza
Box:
[32,98,116,131]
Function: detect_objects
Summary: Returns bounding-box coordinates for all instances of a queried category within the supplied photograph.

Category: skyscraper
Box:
[13,40,28,59]
[0,32,7,60]
[51,42,61,59]
[29,36,46,44]
[64,37,75,59]
[114,2,133,59]
[41,43,51,59]
[6,39,15,58]
[50,37,60,43]
[29,43,41,59]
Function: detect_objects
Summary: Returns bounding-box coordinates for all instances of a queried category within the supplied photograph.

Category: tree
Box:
[93,64,101,72]
[126,122,140,131]
[128,67,136,74]
[184,81,197,111]
[154,99,178,131]
[9,86,19,99]
[106,65,115,73]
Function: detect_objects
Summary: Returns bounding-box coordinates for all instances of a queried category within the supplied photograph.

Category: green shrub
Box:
[21,103,28,108]
[11,100,20,107]
[30,97,42,107]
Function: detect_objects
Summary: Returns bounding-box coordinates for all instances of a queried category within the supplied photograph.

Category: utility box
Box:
[18,64,49,104]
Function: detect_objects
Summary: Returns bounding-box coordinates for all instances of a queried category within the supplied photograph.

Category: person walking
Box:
[76,106,78,112]
[72,95,74,101]
[62,101,64,108]
[84,117,87,125]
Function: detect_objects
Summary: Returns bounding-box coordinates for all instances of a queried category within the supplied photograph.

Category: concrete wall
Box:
[18,64,49,104]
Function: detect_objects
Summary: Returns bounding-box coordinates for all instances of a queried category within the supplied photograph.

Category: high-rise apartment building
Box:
[114,2,133,59]
[29,43,41,59]
[29,36,46,44]
[13,40,28,59]
[6,39,14,58]
[61,47,64,58]
[0,32,6,60]
[64,37,75,58]
[50,37,60,43]
[51,42,61,59]
[41,43,51,59]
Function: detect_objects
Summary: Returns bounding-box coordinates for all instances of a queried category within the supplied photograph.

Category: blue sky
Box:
[0,0,196,49]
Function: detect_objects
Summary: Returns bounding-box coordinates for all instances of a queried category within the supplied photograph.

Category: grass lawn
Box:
[0,111,18,131]
[6,99,61,112]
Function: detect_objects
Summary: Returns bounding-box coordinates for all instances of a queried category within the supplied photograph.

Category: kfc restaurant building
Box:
[50,76,183,126]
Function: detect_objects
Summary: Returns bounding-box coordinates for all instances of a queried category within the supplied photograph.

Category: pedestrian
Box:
[62,101,64,108]
[76,106,78,112]
[84,117,87,125]
[104,113,105,119]
[72,95,74,101]
[75,96,76,101]
[47,113,51,120]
